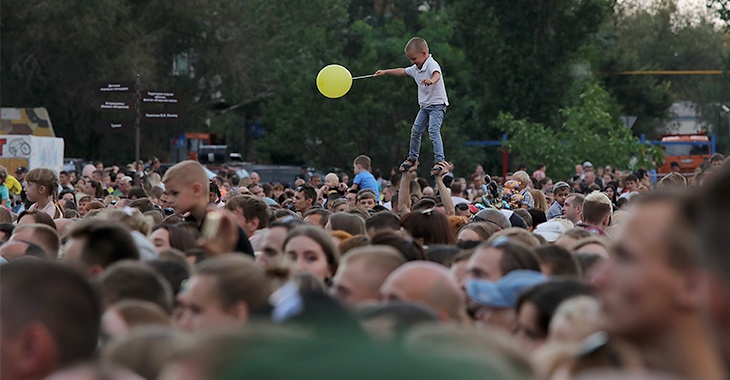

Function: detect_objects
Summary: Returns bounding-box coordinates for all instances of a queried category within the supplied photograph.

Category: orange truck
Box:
[656,134,714,175]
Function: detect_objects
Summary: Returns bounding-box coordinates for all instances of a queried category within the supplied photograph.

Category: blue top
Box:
[546,200,563,220]
[0,185,9,208]
[354,171,379,194]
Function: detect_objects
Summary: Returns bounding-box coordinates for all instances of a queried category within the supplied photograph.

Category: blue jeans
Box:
[409,104,447,162]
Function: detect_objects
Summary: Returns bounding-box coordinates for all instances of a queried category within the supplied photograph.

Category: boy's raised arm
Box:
[375,68,406,77]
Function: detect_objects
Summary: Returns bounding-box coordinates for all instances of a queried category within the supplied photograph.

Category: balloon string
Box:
[352,74,376,80]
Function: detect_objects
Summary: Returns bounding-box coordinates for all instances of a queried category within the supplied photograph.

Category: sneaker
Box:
[400,157,418,172]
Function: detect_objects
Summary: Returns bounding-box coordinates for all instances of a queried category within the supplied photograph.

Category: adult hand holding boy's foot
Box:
[400,157,418,173]
[430,161,449,176]
[198,208,240,256]
[433,161,452,178]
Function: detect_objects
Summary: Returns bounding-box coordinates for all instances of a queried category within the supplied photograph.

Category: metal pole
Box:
[134,73,141,186]
[501,134,508,181]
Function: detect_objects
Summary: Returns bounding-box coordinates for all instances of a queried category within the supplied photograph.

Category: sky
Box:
[620,0,724,25]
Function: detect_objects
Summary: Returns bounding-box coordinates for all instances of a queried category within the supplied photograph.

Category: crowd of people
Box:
[1,151,730,380]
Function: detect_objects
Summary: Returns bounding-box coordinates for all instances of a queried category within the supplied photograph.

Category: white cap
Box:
[534,220,568,242]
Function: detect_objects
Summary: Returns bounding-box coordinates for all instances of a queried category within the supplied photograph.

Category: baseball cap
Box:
[533,220,568,242]
[16,166,27,174]
[466,270,547,308]
[583,161,593,168]
[499,209,526,229]
[553,181,570,192]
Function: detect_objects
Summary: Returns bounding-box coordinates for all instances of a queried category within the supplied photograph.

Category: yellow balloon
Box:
[316,64,353,98]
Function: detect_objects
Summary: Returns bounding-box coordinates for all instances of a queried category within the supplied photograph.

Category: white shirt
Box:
[29,201,58,219]
[451,196,469,205]
[405,55,449,107]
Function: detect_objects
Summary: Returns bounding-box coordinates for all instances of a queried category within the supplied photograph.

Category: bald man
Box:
[0,240,48,261]
[10,224,61,260]
[380,261,468,324]
[332,245,405,307]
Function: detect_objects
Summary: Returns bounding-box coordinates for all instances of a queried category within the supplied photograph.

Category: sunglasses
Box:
[471,214,502,229]
[577,332,623,367]
[455,203,470,211]
[489,235,510,248]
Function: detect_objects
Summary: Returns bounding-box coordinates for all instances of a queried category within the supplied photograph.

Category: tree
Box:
[256,9,477,175]
[596,0,726,138]
[0,0,350,164]
[449,0,614,131]
[498,79,661,180]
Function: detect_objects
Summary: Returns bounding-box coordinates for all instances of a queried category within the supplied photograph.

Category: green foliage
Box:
[596,0,725,138]
[449,0,614,127]
[499,80,662,180]
[0,0,351,163]
[0,0,721,176]
[257,9,478,175]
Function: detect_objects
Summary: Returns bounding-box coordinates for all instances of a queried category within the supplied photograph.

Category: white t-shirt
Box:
[405,55,449,107]
[29,201,59,219]
[451,196,469,205]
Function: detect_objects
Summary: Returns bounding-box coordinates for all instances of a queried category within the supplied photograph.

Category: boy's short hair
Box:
[13,223,61,257]
[325,173,339,183]
[130,197,154,213]
[225,195,272,229]
[303,208,332,227]
[161,160,209,196]
[296,184,317,201]
[357,189,377,200]
[405,37,428,53]
[553,182,571,194]
[68,220,140,269]
[659,172,687,190]
[128,187,148,199]
[97,261,173,313]
[1,261,101,368]
[581,192,612,226]
[625,174,638,183]
[148,186,164,200]
[366,211,401,233]
[354,155,372,171]
[710,153,725,163]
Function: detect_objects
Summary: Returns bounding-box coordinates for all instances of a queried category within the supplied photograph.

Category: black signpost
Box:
[95,75,179,185]
[96,82,136,93]
[92,120,134,132]
[142,91,178,104]
[95,100,134,111]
